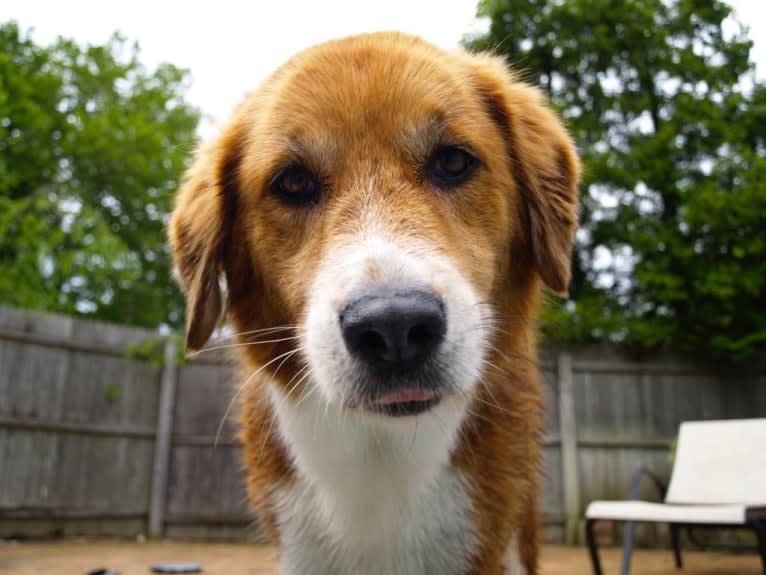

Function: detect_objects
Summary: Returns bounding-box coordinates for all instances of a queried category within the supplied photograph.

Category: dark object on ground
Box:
[85,570,119,575]
[151,564,202,573]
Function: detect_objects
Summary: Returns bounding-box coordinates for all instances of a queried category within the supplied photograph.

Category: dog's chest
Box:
[269,393,477,575]
[273,470,475,575]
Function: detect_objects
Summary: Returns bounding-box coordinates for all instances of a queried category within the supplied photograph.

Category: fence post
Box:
[558,351,581,544]
[148,338,178,538]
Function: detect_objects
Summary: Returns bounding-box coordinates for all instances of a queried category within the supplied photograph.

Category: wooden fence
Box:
[1,306,765,544]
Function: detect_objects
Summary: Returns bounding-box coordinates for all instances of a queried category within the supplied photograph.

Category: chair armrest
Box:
[629,466,668,501]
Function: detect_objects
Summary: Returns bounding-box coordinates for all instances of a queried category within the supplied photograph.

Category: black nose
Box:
[340,288,447,366]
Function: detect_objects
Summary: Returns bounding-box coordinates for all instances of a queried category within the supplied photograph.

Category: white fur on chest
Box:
[269,387,477,575]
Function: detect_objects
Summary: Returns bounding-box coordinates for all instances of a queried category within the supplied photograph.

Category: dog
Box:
[169,32,579,575]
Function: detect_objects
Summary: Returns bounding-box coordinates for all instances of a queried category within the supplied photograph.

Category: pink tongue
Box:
[376,389,435,405]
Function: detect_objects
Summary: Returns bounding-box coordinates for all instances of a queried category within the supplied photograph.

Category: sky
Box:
[3,0,765,139]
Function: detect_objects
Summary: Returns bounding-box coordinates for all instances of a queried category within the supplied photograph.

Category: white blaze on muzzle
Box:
[303,229,490,413]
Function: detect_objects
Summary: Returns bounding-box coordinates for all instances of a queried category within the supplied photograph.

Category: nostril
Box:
[407,323,438,349]
[358,329,391,360]
[402,318,445,361]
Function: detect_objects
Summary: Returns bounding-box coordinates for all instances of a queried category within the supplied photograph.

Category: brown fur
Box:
[169,32,579,574]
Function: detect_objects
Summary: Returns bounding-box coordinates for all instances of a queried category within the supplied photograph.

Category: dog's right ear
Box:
[169,123,243,354]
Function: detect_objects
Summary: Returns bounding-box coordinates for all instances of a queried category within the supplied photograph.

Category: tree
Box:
[0,22,200,328]
[468,0,766,359]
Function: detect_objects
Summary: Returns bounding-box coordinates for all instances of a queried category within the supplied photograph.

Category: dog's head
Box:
[169,33,579,420]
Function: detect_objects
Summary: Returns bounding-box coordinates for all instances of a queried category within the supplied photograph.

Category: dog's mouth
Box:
[368,388,441,417]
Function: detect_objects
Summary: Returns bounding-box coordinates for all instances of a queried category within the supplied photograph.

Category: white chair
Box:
[584,418,766,575]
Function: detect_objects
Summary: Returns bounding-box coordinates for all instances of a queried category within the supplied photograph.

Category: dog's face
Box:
[170,33,579,420]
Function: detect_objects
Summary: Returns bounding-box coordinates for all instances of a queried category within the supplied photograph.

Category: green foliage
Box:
[469,0,766,359]
[104,383,120,403]
[124,333,186,366]
[0,22,200,328]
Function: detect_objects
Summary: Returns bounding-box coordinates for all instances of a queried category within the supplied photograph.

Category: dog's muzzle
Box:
[339,286,447,416]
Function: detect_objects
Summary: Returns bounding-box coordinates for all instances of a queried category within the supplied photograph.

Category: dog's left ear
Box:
[469,55,580,295]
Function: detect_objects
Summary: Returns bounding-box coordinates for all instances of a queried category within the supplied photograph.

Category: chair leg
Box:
[586,519,604,575]
[752,520,766,575]
[670,524,683,569]
[620,521,636,575]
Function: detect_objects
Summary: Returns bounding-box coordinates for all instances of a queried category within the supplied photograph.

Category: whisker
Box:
[258,367,315,455]
[407,416,420,456]
[200,335,301,353]
[231,324,300,335]
[488,346,539,369]
[294,372,317,404]
[294,375,319,409]
[462,405,499,428]
[282,362,311,395]
[280,367,311,409]
[429,406,452,438]
[481,358,512,378]
[458,320,527,337]
[212,325,300,341]
[271,347,302,383]
[214,347,301,448]
[472,390,514,418]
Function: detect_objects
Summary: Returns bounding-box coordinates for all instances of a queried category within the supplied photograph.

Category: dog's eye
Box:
[428,146,478,186]
[271,166,319,205]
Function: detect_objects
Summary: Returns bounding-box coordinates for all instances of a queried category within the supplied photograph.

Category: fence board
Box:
[173,362,240,438]
[166,445,251,520]
[1,306,765,544]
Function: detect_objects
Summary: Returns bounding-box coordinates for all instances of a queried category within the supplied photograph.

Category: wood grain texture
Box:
[2,306,765,543]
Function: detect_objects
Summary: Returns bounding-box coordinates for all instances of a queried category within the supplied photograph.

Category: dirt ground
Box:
[0,539,761,575]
